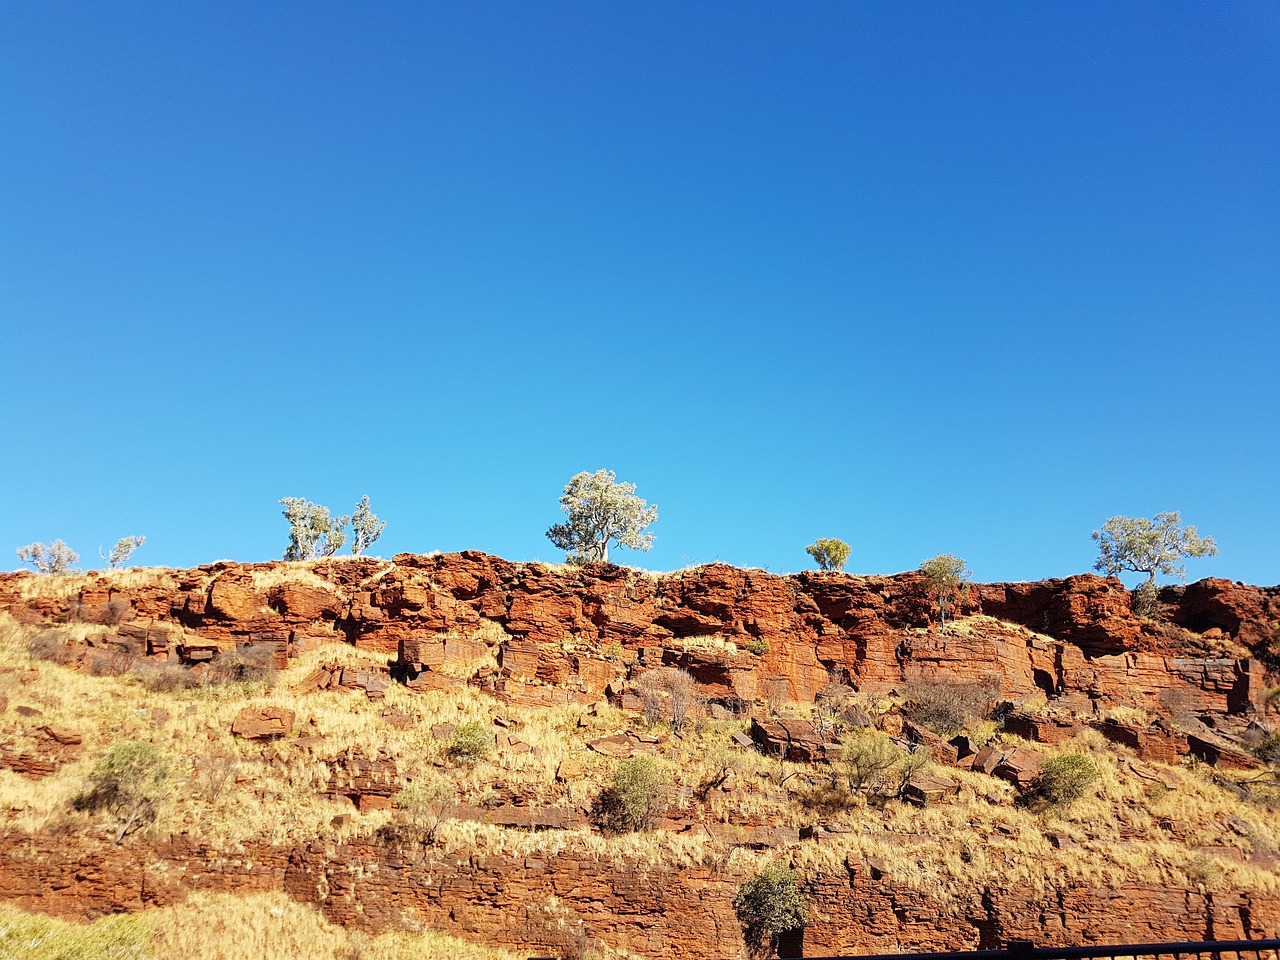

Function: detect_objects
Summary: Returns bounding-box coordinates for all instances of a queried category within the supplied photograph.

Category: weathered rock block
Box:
[231,707,294,740]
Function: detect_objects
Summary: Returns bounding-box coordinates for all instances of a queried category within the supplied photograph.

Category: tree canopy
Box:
[546,469,657,564]
[280,498,348,560]
[350,495,386,556]
[806,538,851,572]
[733,863,808,958]
[16,540,79,575]
[1092,512,1217,586]
[919,553,971,629]
[104,536,145,569]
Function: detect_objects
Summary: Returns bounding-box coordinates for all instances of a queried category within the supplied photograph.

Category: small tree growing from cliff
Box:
[101,535,145,569]
[546,469,657,564]
[734,862,808,958]
[919,554,971,630]
[16,540,79,575]
[1092,512,1217,616]
[350,495,386,556]
[280,498,348,560]
[806,538,851,572]
[383,773,455,845]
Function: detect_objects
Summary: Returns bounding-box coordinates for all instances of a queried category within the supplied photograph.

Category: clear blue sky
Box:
[2,2,1277,585]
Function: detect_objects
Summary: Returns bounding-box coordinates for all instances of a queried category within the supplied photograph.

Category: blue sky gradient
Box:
[2,2,1277,585]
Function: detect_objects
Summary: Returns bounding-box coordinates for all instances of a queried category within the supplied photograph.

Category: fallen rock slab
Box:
[231,706,294,740]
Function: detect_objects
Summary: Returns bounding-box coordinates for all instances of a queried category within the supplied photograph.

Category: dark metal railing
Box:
[532,936,1280,960]
[807,939,1280,960]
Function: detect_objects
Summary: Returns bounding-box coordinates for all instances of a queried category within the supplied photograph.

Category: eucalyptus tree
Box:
[546,469,657,564]
[1092,511,1217,614]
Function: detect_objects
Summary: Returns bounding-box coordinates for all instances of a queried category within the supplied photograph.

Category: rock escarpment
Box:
[2,554,1275,728]
[1,834,1276,956]
[2,555,1279,955]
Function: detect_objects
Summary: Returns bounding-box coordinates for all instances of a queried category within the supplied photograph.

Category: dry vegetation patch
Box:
[2,602,1280,938]
[0,892,526,960]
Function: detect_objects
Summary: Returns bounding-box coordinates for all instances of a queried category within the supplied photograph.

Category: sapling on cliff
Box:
[805,537,851,572]
[349,495,386,555]
[919,553,971,629]
[102,535,145,569]
[73,740,169,844]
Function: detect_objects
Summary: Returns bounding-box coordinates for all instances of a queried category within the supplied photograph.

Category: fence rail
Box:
[806,939,1280,960]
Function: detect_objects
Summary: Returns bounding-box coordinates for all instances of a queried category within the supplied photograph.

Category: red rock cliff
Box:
[2,554,1275,725]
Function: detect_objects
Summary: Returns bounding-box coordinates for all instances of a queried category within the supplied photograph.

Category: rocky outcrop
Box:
[2,553,1277,746]
[3,556,1280,953]
[0,833,1276,956]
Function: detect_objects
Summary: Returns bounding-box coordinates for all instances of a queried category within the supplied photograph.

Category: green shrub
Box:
[446,721,495,766]
[837,731,906,794]
[1036,753,1100,806]
[380,774,456,845]
[733,862,807,958]
[1254,734,1280,766]
[73,740,169,844]
[1131,579,1159,618]
[591,756,671,833]
[742,637,769,656]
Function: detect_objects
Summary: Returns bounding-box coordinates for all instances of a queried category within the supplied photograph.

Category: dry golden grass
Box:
[669,634,739,656]
[248,557,394,598]
[8,566,189,603]
[0,892,525,960]
[3,603,1280,916]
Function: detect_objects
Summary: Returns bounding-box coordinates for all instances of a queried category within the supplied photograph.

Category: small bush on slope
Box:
[72,740,170,844]
[734,862,807,958]
[1035,754,1100,807]
[447,721,496,766]
[591,756,671,833]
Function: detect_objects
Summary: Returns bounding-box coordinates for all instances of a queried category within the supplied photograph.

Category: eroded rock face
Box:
[1,834,1277,955]
[1172,578,1280,649]
[3,559,1280,951]
[1,555,1277,729]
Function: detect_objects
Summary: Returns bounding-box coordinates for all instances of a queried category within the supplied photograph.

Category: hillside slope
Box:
[1,555,1278,958]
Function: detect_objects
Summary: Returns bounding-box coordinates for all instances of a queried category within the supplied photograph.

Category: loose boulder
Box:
[231,706,294,740]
